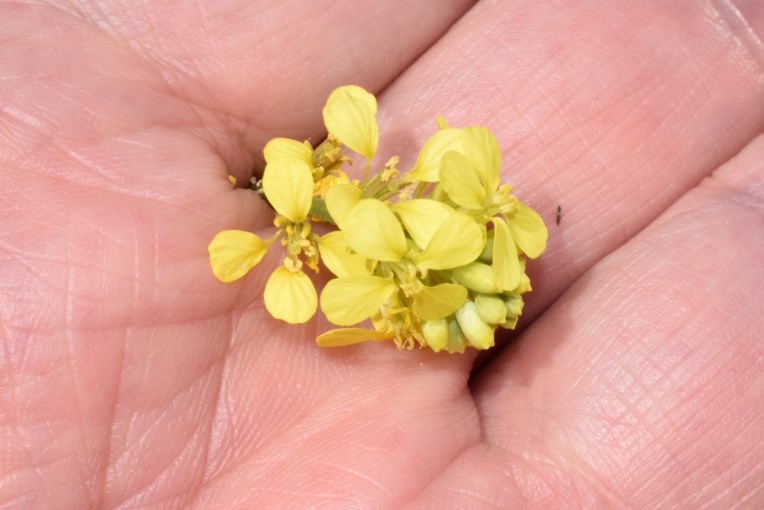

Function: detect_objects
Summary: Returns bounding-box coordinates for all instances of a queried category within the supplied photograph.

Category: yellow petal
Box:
[439,151,486,209]
[463,126,501,193]
[508,201,548,259]
[324,183,361,230]
[263,137,312,165]
[317,231,373,277]
[262,159,313,222]
[406,128,463,182]
[264,267,317,324]
[455,300,495,350]
[493,217,521,291]
[317,327,391,347]
[322,85,378,160]
[392,199,455,250]
[415,213,484,270]
[320,275,397,326]
[412,283,468,321]
[344,199,407,262]
[208,230,270,282]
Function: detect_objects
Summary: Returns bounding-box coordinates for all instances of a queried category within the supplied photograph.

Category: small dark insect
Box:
[556,205,561,225]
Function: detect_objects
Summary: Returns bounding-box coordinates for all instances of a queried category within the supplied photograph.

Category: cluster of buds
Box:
[208,85,547,352]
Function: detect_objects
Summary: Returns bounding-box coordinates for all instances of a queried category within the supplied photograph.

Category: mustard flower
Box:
[317,191,485,349]
[208,158,318,324]
[438,126,548,291]
[209,84,548,353]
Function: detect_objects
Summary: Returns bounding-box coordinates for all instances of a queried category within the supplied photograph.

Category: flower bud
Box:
[479,233,494,262]
[503,294,524,317]
[422,319,449,352]
[475,294,507,324]
[514,272,531,294]
[447,319,468,353]
[500,315,519,330]
[452,262,500,294]
[455,301,495,350]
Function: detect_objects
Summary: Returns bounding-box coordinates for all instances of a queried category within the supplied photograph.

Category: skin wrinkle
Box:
[61,235,96,507]
[104,359,221,508]
[711,0,764,72]
[193,373,473,507]
[111,414,211,509]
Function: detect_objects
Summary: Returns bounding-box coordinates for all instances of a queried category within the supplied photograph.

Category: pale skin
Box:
[1,0,763,508]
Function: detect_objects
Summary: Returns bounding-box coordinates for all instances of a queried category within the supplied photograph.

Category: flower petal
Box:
[344,199,407,262]
[320,275,397,326]
[322,85,378,160]
[392,199,455,250]
[493,217,521,291]
[317,231,373,277]
[406,128,463,182]
[412,283,468,321]
[262,159,313,222]
[263,137,312,165]
[324,183,361,230]
[439,151,486,209]
[264,267,317,324]
[415,213,484,270]
[508,201,548,259]
[463,125,501,193]
[208,230,270,282]
[316,327,391,347]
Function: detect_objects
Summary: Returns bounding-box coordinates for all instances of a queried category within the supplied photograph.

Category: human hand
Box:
[2,1,762,508]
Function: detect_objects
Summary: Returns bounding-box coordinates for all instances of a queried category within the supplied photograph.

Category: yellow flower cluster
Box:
[208,85,547,352]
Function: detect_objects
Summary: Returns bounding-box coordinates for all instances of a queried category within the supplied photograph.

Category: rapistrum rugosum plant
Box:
[208,85,547,353]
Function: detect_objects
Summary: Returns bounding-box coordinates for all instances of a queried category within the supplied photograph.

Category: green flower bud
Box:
[504,293,524,317]
[514,272,531,294]
[447,318,468,353]
[422,319,449,352]
[475,294,507,324]
[499,315,519,330]
[452,262,500,294]
[455,301,495,350]
[479,233,494,262]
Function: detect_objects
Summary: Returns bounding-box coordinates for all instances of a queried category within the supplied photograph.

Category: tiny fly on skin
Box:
[556,205,561,225]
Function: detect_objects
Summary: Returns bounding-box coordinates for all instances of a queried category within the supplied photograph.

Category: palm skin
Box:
[2,0,763,508]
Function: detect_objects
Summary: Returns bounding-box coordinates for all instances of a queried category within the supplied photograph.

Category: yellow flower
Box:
[322,85,378,162]
[264,136,350,199]
[209,85,547,350]
[319,196,484,342]
[208,157,319,324]
[438,126,548,290]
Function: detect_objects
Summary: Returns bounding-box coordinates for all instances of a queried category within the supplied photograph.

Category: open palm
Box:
[2,1,763,508]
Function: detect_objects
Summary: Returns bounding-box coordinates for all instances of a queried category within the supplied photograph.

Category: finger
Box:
[66,0,476,158]
[376,0,764,324]
[459,134,764,507]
